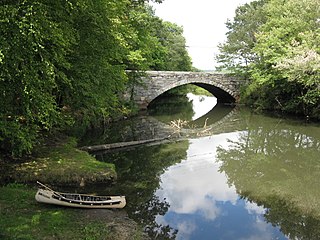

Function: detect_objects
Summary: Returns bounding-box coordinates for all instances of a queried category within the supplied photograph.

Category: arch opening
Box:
[132,72,240,110]
[148,82,235,108]
[147,83,235,128]
[193,83,236,104]
[148,84,213,108]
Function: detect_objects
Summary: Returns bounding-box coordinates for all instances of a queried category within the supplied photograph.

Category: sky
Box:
[151,0,253,70]
[155,134,283,239]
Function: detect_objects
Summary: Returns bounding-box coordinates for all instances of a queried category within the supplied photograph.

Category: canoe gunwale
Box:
[51,192,123,205]
[35,187,126,208]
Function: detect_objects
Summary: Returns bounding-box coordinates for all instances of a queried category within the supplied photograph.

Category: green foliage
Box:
[216,0,267,75]
[0,0,193,157]
[250,0,320,116]
[65,0,128,127]
[216,112,320,238]
[6,136,116,185]
[0,184,142,239]
[0,0,74,156]
[217,0,320,119]
[153,22,193,71]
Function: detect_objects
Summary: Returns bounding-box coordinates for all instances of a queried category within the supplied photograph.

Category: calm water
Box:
[90,93,320,240]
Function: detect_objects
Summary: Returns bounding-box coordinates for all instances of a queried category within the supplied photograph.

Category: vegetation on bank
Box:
[164,84,212,97]
[0,2,193,238]
[0,0,193,157]
[0,183,146,240]
[217,0,320,120]
[3,137,117,186]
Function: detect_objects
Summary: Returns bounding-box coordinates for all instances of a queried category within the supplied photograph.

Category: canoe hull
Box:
[35,189,126,209]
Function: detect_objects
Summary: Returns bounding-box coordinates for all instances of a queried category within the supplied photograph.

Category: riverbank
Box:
[0,184,148,240]
[1,137,116,186]
[0,137,148,239]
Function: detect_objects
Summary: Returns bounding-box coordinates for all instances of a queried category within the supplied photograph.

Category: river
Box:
[82,93,320,240]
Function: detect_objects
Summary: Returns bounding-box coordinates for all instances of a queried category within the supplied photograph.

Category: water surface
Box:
[91,93,320,239]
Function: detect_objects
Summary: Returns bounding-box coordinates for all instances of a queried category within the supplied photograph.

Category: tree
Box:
[155,22,193,71]
[0,0,76,155]
[217,0,320,119]
[0,0,193,156]
[216,0,267,75]
[0,0,130,156]
[64,0,128,127]
[249,0,320,117]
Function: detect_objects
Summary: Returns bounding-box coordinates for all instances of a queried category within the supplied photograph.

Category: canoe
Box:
[35,181,126,209]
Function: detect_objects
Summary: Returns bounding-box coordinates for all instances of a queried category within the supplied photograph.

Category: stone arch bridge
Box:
[129,71,242,109]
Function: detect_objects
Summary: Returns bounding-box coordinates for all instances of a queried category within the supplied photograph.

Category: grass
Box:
[0,183,82,239]
[188,85,213,96]
[0,138,147,239]
[0,184,145,240]
[10,137,116,186]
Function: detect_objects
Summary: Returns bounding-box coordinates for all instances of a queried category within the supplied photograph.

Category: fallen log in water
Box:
[79,137,172,152]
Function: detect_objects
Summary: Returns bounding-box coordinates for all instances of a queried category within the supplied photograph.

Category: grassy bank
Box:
[3,137,116,186]
[0,183,146,240]
[0,137,148,239]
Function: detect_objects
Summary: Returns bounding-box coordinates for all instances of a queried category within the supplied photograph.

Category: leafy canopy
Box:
[217,0,320,119]
[0,0,192,156]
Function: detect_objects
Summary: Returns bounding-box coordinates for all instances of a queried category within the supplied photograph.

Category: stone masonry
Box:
[130,71,241,109]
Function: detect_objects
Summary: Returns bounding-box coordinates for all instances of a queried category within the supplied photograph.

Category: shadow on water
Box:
[93,108,320,239]
[191,103,235,128]
[94,140,190,239]
[79,93,320,239]
[79,93,235,147]
[148,93,235,128]
[147,95,195,124]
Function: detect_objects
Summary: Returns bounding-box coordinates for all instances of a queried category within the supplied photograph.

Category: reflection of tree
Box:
[79,115,172,147]
[242,194,320,240]
[97,141,189,239]
[148,93,194,123]
[138,195,178,239]
[217,113,320,238]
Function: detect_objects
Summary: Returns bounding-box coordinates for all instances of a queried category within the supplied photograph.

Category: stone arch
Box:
[130,71,241,109]
[148,81,236,105]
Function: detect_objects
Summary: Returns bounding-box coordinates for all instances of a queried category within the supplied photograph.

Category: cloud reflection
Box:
[157,134,238,218]
[156,133,238,239]
[245,201,266,216]
[155,133,287,239]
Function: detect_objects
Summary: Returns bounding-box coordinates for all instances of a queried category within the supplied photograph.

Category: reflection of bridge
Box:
[81,107,244,153]
[130,71,242,109]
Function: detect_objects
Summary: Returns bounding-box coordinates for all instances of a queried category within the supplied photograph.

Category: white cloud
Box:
[245,201,266,216]
[156,215,198,240]
[177,220,197,239]
[156,133,239,221]
[154,133,285,239]
[151,0,254,70]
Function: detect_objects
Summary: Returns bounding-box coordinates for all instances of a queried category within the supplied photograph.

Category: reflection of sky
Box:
[155,133,288,240]
[187,93,217,120]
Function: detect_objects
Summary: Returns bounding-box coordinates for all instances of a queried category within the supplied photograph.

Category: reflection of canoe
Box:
[35,181,126,209]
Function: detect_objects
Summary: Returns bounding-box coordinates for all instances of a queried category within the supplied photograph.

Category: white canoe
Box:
[35,183,126,209]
